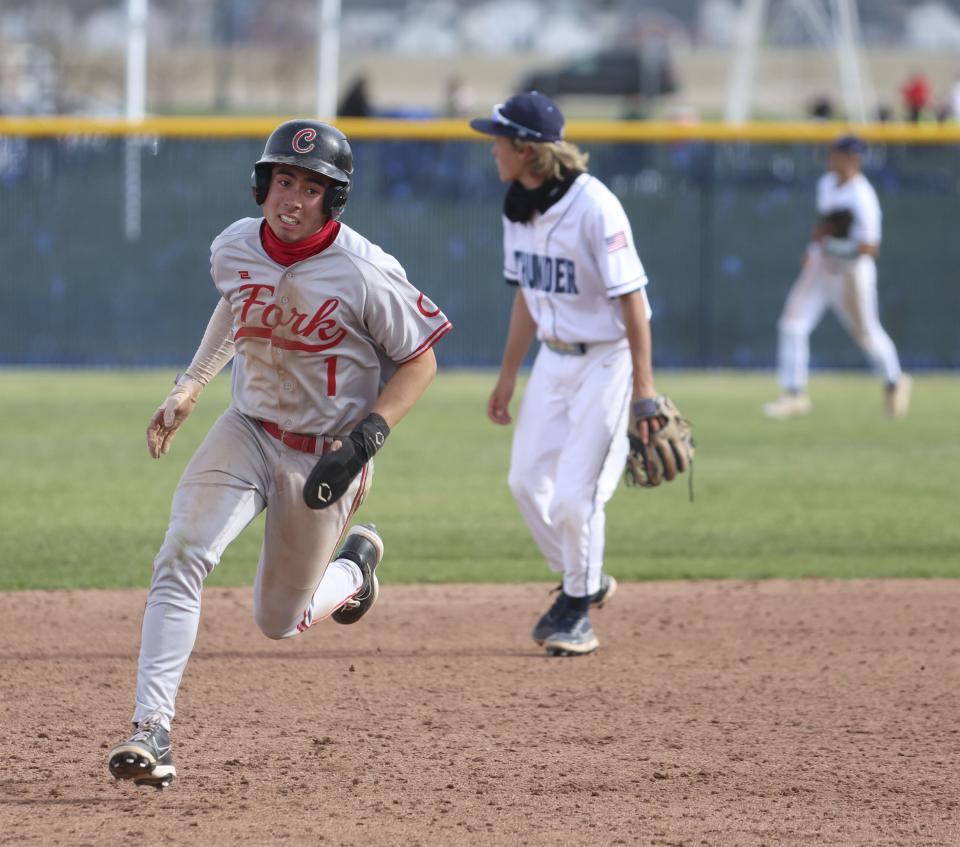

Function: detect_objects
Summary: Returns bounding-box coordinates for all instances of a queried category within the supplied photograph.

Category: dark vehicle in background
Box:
[517,47,678,100]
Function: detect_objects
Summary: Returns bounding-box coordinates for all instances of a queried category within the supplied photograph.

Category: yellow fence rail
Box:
[2,116,960,144]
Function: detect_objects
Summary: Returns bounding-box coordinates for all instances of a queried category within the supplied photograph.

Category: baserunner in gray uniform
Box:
[107,120,452,789]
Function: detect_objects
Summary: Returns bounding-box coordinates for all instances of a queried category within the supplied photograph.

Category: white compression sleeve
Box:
[183,298,235,386]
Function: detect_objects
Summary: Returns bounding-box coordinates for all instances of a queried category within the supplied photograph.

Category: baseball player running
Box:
[764,134,911,419]
[107,120,451,788]
[470,92,662,657]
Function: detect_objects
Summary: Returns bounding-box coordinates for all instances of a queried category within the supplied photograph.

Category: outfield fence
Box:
[1,118,958,368]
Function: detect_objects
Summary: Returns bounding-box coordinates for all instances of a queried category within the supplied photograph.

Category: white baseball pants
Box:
[777,250,901,392]
[507,341,632,599]
[133,406,371,729]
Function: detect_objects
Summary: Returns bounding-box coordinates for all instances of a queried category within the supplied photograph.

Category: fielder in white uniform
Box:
[471,92,662,657]
[107,120,451,788]
[764,134,911,419]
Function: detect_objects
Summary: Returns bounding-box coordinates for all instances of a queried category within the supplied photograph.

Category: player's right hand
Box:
[146,378,202,459]
[487,377,515,426]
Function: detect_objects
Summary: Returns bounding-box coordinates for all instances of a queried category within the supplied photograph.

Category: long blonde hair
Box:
[512,139,589,181]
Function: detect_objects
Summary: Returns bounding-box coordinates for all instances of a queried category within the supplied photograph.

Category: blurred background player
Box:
[106,119,450,788]
[764,134,911,420]
[471,92,664,657]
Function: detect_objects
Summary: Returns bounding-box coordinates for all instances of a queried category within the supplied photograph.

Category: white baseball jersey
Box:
[775,170,900,394]
[502,173,651,344]
[816,172,881,246]
[211,218,451,435]
[498,171,653,603]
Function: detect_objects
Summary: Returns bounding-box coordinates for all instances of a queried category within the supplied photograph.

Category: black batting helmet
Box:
[251,120,353,219]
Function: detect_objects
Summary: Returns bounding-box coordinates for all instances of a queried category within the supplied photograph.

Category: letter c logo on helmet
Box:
[292,128,317,154]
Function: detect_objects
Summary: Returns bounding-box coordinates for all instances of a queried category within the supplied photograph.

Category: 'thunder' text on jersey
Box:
[513,251,579,294]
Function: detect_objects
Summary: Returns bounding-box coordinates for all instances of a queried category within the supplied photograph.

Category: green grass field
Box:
[1,369,957,589]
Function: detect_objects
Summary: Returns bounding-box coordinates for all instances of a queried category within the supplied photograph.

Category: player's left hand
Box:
[625,396,694,488]
[303,413,390,509]
[631,407,663,445]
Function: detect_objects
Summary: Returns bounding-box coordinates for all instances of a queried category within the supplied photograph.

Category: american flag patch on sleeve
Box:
[605,231,628,253]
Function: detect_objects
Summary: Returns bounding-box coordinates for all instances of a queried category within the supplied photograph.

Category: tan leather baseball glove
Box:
[625,395,695,489]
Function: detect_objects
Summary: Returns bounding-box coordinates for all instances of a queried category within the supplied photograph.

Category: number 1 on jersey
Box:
[324,355,338,396]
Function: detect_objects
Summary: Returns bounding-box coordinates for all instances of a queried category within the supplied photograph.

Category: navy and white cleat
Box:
[532,574,617,645]
[543,611,600,657]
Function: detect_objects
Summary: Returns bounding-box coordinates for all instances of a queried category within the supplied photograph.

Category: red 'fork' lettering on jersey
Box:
[301,298,345,340]
[235,283,348,352]
[238,270,251,279]
[239,283,275,322]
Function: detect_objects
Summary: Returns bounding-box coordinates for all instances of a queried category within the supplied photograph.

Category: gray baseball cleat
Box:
[543,611,600,657]
[532,574,617,645]
[108,713,176,789]
[332,523,384,625]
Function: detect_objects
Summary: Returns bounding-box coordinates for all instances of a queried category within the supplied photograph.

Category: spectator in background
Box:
[900,71,932,122]
[338,75,373,117]
[621,93,651,121]
[951,75,960,123]
[443,75,474,118]
[807,95,834,121]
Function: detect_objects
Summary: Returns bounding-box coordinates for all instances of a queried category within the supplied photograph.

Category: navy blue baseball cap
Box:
[832,134,867,155]
[469,91,565,142]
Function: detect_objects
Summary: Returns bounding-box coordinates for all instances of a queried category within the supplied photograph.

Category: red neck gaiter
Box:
[260,218,341,267]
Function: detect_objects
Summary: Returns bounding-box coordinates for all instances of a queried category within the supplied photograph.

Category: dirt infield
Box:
[2,580,959,846]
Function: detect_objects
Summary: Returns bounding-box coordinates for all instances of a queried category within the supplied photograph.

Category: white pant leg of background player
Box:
[133,408,364,728]
[509,344,631,597]
[831,256,902,385]
[777,254,831,393]
[554,345,631,598]
[507,351,569,574]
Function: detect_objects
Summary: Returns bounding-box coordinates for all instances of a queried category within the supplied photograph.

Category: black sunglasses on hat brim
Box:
[469,92,565,143]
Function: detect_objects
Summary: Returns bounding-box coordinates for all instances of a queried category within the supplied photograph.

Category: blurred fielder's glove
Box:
[146,374,203,459]
[303,413,390,509]
[820,209,854,238]
[625,395,695,491]
[819,209,859,259]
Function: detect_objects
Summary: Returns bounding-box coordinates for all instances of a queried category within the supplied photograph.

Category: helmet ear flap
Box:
[324,183,350,219]
[252,165,272,205]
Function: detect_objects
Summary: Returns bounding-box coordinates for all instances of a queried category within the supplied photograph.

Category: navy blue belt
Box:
[543,339,588,356]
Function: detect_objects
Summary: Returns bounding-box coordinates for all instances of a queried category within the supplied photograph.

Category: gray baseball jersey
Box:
[211,217,452,435]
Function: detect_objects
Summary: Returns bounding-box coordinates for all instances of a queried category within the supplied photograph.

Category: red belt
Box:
[259,420,329,455]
